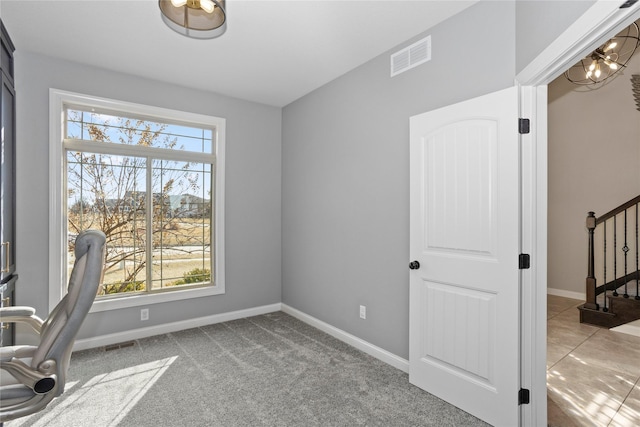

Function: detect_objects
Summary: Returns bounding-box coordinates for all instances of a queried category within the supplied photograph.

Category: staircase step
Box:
[578,304,617,328]
[579,295,640,328]
[611,319,640,338]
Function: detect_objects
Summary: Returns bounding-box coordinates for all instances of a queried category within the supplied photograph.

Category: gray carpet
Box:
[7,312,489,426]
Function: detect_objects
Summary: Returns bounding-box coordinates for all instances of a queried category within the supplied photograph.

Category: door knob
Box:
[409,260,420,270]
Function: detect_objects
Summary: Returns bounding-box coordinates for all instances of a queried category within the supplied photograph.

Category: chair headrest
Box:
[74,230,106,259]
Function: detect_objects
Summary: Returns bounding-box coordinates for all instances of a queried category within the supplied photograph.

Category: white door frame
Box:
[517,1,640,426]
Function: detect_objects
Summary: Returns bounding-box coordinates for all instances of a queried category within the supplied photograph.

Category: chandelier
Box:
[159,0,226,39]
[564,22,640,85]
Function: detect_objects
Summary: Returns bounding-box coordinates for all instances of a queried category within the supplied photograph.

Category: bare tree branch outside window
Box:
[66,110,213,296]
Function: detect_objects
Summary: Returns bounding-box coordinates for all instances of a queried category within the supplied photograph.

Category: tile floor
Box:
[547,295,640,427]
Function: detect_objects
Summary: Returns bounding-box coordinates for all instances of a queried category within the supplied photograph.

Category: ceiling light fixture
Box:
[159,0,226,39]
[564,21,640,86]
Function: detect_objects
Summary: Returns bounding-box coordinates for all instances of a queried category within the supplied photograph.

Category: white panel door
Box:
[409,87,520,427]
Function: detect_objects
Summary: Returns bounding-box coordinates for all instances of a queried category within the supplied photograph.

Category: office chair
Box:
[0,230,106,423]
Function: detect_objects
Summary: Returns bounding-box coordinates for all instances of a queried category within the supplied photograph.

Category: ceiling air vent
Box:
[390,36,431,77]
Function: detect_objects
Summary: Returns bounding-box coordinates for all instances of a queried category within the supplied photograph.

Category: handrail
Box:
[584,194,640,311]
[596,194,640,225]
[595,270,640,295]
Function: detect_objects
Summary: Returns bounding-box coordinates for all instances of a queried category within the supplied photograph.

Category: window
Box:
[50,90,225,311]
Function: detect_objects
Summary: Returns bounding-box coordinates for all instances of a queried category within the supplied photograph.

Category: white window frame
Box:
[49,89,225,313]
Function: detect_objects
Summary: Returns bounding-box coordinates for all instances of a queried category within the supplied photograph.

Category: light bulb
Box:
[589,60,597,71]
[609,62,618,70]
[605,41,617,51]
[586,70,593,79]
[594,66,601,79]
[200,0,216,13]
[171,0,187,6]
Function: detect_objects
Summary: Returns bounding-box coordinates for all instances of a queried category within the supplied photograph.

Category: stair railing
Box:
[585,195,640,312]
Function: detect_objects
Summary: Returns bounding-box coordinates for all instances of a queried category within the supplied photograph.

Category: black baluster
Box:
[636,203,640,300]
[603,220,608,312]
[614,216,619,297]
[624,209,630,298]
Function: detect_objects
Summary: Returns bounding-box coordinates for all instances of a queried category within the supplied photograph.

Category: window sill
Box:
[89,285,225,313]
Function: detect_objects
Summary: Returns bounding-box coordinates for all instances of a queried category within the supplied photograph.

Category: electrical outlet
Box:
[359,305,366,319]
[140,308,149,321]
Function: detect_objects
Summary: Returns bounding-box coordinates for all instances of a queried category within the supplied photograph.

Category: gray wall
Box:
[516,0,596,73]
[12,0,607,358]
[548,52,640,296]
[14,52,282,340]
[281,1,516,359]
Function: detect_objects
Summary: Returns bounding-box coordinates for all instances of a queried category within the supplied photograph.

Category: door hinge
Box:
[519,388,530,405]
[518,118,530,134]
[620,0,638,9]
[519,253,530,269]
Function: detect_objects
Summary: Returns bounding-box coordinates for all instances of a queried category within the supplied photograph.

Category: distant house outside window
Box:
[50,90,225,310]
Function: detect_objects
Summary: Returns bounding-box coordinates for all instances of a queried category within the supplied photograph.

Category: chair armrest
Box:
[0,357,58,394]
[0,306,36,317]
[0,345,37,362]
[0,306,44,333]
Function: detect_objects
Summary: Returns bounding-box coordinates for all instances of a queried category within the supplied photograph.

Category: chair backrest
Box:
[31,229,106,392]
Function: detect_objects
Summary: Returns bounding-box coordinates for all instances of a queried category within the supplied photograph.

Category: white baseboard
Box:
[281,304,409,373]
[547,287,585,301]
[73,303,282,351]
[74,302,410,375]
